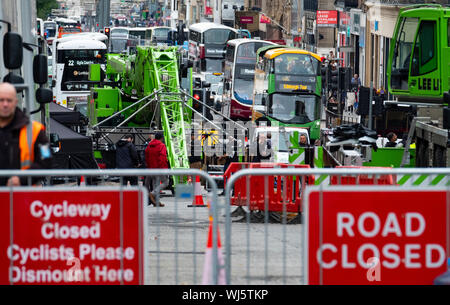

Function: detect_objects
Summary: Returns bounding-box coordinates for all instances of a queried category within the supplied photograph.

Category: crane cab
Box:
[387,4,450,104]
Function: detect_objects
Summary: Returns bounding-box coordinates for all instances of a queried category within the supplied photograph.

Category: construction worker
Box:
[0,83,52,186]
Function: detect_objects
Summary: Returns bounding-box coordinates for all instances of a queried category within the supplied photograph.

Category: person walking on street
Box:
[116,134,140,186]
[144,132,155,193]
[351,74,361,88]
[0,83,52,186]
[350,74,361,112]
[145,132,168,207]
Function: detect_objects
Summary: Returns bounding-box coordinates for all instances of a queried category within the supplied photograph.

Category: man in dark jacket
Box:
[385,132,398,148]
[145,132,168,206]
[116,134,140,186]
[299,134,314,167]
[0,83,52,186]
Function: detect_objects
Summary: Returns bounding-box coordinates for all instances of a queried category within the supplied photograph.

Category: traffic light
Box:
[373,95,384,116]
[104,27,110,38]
[330,67,339,91]
[193,89,203,111]
[357,86,370,116]
[321,65,328,90]
[326,64,332,90]
[338,67,353,91]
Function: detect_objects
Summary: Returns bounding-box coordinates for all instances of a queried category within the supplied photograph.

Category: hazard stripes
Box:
[288,146,448,187]
[310,174,449,186]
[396,174,450,186]
[289,147,324,167]
[313,174,330,186]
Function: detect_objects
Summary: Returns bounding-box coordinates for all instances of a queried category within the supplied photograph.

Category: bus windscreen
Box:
[204,29,236,44]
[236,42,268,64]
[274,53,319,75]
[110,38,128,53]
[268,94,320,124]
[234,64,255,104]
[129,30,146,40]
[58,49,106,91]
[153,28,170,41]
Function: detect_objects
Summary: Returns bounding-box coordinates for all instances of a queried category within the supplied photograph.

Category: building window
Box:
[303,0,318,11]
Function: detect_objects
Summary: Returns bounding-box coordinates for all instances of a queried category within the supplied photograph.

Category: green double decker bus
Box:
[251,46,323,140]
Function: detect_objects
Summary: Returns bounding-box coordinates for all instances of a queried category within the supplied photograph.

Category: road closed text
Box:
[316,212,447,270]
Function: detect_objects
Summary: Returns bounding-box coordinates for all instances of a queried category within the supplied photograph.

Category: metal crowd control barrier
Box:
[2,167,450,285]
[223,167,450,285]
[0,169,220,285]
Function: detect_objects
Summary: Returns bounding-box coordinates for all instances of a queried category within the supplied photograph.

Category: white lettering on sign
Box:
[337,212,354,237]
[381,244,400,268]
[342,244,356,268]
[30,200,111,221]
[406,213,426,237]
[206,49,225,55]
[241,68,255,75]
[426,245,446,268]
[41,222,100,240]
[358,213,381,238]
[9,266,92,283]
[336,212,426,238]
[3,191,142,284]
[315,211,446,270]
[93,265,134,282]
[7,244,75,265]
[79,244,135,261]
[316,244,338,269]
[405,244,421,268]
[68,60,96,66]
[357,244,380,268]
[381,213,402,237]
[317,243,446,269]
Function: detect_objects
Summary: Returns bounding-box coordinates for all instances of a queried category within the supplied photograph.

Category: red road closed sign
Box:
[0,188,147,285]
[304,187,450,285]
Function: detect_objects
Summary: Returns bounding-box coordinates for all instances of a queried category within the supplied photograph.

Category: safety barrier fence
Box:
[1,167,450,285]
[223,167,450,285]
[0,169,220,285]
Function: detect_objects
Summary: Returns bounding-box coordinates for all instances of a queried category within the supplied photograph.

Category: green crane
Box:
[88,45,192,183]
[386,3,450,167]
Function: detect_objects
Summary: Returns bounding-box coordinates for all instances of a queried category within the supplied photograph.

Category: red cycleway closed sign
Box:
[304,187,450,285]
[0,187,147,285]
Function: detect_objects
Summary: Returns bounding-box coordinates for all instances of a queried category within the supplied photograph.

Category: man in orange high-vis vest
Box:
[0,83,52,186]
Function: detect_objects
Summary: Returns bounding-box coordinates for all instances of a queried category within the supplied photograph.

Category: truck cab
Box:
[387,4,450,104]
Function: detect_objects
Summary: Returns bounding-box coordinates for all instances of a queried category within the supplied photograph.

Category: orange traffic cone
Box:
[202,220,226,285]
[188,175,207,207]
[80,176,86,186]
